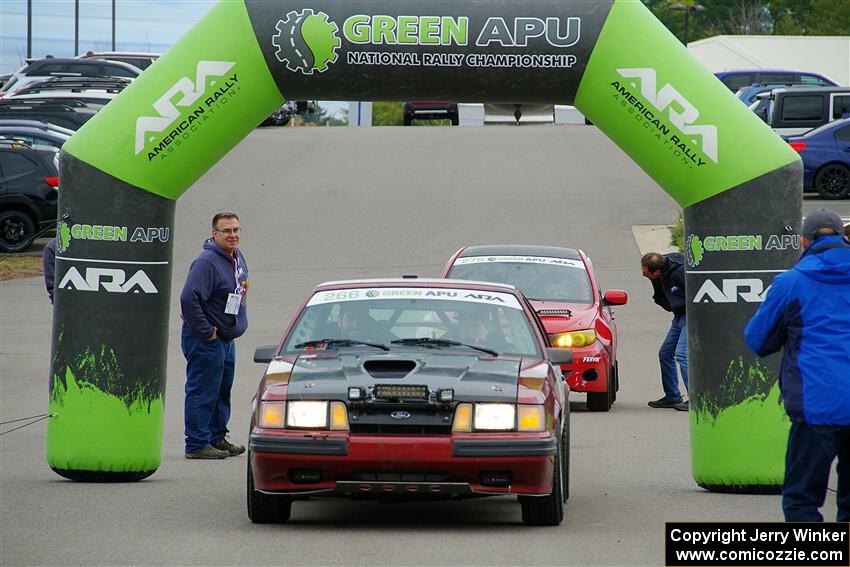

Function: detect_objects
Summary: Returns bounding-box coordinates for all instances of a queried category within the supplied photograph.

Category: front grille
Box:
[350,423,451,436]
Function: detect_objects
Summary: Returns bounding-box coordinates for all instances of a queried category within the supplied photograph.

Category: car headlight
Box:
[258,401,286,428]
[551,329,596,348]
[287,401,328,428]
[474,403,516,431]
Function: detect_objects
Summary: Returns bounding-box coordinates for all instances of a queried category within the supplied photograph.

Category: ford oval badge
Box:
[390,411,412,420]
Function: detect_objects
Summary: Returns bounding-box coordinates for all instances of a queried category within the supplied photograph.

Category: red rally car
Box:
[248,278,572,525]
[443,245,628,412]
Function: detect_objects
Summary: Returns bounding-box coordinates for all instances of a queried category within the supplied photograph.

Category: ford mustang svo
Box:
[248,278,571,525]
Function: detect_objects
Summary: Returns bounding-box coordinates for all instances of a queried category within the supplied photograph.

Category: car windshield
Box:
[448,256,594,303]
[283,287,541,357]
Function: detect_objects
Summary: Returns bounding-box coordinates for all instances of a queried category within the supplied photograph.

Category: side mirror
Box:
[253,345,277,363]
[547,348,573,366]
[602,290,628,306]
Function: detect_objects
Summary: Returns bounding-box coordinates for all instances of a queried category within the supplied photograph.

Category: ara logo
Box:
[58,267,158,294]
[135,60,236,154]
[693,278,768,303]
[616,67,718,163]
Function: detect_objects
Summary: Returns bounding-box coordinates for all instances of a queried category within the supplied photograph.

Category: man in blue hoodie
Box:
[180,212,249,460]
[745,208,850,522]
[641,252,688,411]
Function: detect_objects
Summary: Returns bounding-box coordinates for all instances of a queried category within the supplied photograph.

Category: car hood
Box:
[283,351,520,403]
[529,300,597,333]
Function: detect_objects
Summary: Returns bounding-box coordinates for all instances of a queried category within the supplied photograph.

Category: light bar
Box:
[374,384,428,399]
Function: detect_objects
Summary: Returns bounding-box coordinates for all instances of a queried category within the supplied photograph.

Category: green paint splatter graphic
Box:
[687,234,704,268]
[695,356,777,419]
[47,344,163,472]
[691,382,789,487]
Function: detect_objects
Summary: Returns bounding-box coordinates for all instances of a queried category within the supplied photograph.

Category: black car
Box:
[0,98,100,131]
[0,140,59,252]
[0,119,73,149]
[403,101,459,125]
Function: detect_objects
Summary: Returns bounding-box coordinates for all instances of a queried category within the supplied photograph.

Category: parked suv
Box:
[0,57,140,97]
[76,51,159,71]
[754,86,850,136]
[715,69,837,92]
[0,140,59,252]
[403,101,459,125]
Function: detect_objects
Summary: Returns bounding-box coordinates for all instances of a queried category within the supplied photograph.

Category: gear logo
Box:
[686,234,705,268]
[272,9,340,75]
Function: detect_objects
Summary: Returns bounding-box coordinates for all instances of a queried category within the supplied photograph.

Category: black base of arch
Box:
[51,468,157,482]
[698,483,782,495]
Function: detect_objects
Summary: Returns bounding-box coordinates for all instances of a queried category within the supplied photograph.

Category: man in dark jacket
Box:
[180,212,249,460]
[641,252,688,411]
[745,208,850,521]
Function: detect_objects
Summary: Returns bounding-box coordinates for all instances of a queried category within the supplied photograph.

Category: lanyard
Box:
[232,253,243,295]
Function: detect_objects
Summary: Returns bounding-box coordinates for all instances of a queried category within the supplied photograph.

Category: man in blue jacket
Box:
[180,212,249,459]
[641,252,688,411]
[745,208,850,521]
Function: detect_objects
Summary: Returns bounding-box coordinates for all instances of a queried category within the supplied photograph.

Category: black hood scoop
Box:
[363,359,417,379]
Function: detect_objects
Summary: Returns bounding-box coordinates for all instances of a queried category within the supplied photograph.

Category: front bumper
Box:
[249,431,555,497]
[560,343,609,393]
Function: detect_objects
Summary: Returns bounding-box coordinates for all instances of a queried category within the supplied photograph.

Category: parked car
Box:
[248,278,571,525]
[0,98,100,131]
[715,69,837,92]
[0,120,73,149]
[735,83,805,106]
[259,101,295,127]
[76,51,159,71]
[403,101,459,125]
[0,139,59,252]
[0,57,140,97]
[787,119,850,200]
[753,86,850,136]
[442,245,628,412]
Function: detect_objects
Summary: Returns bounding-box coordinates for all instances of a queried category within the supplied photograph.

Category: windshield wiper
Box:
[390,337,498,357]
[294,338,389,351]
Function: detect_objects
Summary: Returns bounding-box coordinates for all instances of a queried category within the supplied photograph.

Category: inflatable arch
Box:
[49,0,801,491]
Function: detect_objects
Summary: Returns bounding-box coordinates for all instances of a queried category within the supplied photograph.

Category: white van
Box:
[751,86,850,136]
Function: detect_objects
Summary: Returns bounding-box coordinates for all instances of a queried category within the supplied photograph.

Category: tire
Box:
[247,456,292,524]
[586,372,613,412]
[0,209,37,253]
[611,362,619,403]
[562,405,570,503]
[519,430,564,526]
[814,163,850,199]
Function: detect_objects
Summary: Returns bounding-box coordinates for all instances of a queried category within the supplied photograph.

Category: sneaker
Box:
[648,396,683,409]
[674,401,689,411]
[185,445,229,459]
[213,438,246,456]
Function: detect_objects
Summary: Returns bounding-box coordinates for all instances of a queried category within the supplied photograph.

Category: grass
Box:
[0,256,43,281]
[670,212,684,252]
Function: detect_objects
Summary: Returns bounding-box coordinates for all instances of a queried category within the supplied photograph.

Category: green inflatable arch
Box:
[49,0,801,490]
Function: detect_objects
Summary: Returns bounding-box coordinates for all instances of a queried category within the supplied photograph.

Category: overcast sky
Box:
[0,1,217,74]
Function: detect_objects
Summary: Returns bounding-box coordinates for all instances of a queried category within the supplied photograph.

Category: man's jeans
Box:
[182,324,236,453]
[783,421,850,522]
[659,313,688,400]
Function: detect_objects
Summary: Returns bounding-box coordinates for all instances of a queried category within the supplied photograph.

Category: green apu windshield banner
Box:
[55,0,800,488]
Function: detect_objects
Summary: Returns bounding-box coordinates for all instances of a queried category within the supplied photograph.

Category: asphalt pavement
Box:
[2,126,847,566]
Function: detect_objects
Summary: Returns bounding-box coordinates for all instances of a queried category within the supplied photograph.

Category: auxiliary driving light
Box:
[437,388,454,403]
[348,386,365,401]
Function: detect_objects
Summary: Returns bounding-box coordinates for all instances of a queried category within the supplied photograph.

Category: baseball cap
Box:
[802,209,844,240]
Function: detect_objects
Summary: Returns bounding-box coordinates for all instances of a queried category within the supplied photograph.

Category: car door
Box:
[0,148,40,196]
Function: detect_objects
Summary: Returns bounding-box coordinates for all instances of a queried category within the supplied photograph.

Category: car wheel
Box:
[247,455,292,524]
[562,405,570,503]
[586,374,613,412]
[0,210,37,253]
[519,429,564,526]
[611,362,619,403]
[814,163,850,199]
